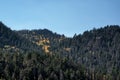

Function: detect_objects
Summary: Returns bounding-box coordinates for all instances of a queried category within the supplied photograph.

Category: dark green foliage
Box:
[0,52,89,80]
[0,22,43,53]
[55,25,120,79]
[0,22,120,80]
[16,28,65,51]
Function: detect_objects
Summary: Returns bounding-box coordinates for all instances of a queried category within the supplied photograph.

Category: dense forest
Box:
[0,52,91,80]
[0,22,120,80]
[0,22,43,53]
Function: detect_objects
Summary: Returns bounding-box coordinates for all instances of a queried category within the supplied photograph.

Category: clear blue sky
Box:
[0,0,120,37]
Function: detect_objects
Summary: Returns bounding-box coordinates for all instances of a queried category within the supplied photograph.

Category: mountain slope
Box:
[0,22,42,53]
[0,22,120,79]
[16,24,120,78]
[56,25,120,79]
[16,29,65,53]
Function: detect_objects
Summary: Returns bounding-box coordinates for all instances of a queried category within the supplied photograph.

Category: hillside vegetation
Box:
[0,22,120,80]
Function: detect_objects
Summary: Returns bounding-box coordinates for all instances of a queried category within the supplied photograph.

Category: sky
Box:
[0,0,120,37]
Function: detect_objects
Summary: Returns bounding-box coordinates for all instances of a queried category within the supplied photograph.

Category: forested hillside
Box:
[16,29,65,53]
[55,25,120,79]
[0,52,91,80]
[0,22,120,80]
[0,22,43,53]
